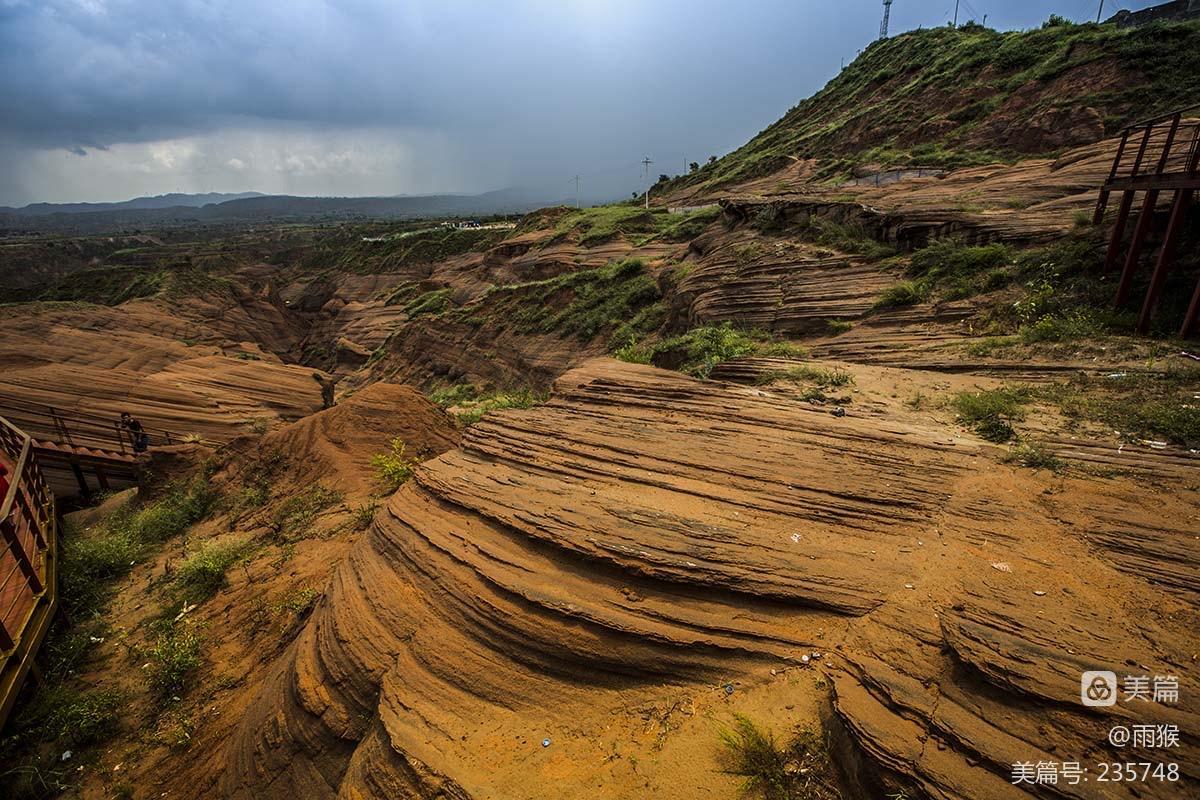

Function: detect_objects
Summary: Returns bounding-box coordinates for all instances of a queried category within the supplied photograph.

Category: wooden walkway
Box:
[0,414,58,731]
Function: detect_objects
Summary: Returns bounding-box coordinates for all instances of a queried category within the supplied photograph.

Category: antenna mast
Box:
[880,0,893,39]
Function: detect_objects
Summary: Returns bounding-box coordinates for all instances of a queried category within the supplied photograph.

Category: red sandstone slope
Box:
[188,359,1198,800]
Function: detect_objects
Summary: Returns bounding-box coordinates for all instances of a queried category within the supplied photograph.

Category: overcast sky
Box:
[0,0,1162,206]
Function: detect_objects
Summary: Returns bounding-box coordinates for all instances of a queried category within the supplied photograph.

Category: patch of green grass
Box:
[171,537,255,602]
[1042,369,1200,449]
[806,219,894,260]
[1003,442,1064,471]
[429,382,479,407]
[454,390,547,426]
[966,336,1019,357]
[615,324,808,379]
[8,686,125,748]
[826,319,853,334]
[874,279,930,309]
[951,387,1030,442]
[906,238,1013,301]
[548,205,674,247]
[755,365,853,388]
[474,257,663,342]
[630,323,759,378]
[60,476,216,616]
[147,621,203,705]
[370,438,419,491]
[269,484,342,538]
[303,225,507,274]
[404,287,453,318]
[757,341,810,358]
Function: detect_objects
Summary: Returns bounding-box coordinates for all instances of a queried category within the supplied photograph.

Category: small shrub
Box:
[613,339,653,364]
[274,586,320,616]
[1019,309,1104,344]
[352,502,378,529]
[370,438,419,490]
[148,622,203,704]
[652,323,760,378]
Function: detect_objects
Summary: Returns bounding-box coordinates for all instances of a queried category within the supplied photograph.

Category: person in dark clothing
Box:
[312,372,344,410]
[120,411,150,453]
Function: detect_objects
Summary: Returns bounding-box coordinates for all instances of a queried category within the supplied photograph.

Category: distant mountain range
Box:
[0,192,266,216]
[0,188,569,232]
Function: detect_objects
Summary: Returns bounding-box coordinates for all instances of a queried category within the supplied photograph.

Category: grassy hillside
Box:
[674,16,1200,191]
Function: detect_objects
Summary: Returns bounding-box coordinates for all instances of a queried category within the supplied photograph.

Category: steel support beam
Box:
[1137,190,1193,334]
[1114,189,1160,307]
[1102,190,1136,274]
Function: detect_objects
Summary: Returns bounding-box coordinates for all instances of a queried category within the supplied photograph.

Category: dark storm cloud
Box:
[0,0,1164,205]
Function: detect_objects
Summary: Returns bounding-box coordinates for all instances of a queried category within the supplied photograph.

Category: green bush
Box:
[646,323,759,378]
[370,438,419,490]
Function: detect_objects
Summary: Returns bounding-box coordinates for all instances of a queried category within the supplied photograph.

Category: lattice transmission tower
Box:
[879,0,893,39]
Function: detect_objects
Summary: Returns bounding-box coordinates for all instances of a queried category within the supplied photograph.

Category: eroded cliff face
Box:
[204,360,1198,800]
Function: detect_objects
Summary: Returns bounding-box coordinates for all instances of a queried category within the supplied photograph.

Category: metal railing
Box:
[0,398,179,456]
[1103,104,1200,186]
[0,414,57,729]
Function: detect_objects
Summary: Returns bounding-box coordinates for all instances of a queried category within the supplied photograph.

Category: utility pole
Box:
[1096,0,1104,23]
[953,0,959,27]
[879,0,892,39]
[641,156,653,209]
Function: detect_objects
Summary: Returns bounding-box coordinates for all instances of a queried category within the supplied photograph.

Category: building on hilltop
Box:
[1108,0,1200,27]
